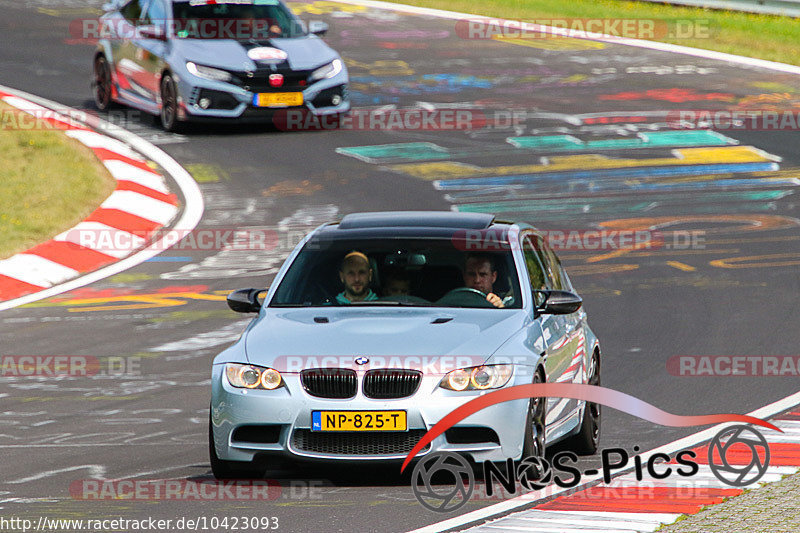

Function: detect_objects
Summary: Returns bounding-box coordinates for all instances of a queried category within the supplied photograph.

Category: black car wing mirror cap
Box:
[534,290,582,316]
[227,288,267,313]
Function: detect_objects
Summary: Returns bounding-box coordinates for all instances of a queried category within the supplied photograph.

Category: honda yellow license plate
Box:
[312,411,407,431]
[254,92,303,107]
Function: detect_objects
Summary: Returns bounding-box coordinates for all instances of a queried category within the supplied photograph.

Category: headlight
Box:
[225,363,283,390]
[440,365,513,391]
[309,59,342,82]
[186,61,233,83]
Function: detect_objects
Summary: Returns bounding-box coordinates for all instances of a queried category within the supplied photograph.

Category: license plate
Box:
[254,92,303,107]
[312,411,407,432]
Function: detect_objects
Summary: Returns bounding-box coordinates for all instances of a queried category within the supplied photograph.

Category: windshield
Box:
[270,238,522,309]
[171,0,305,39]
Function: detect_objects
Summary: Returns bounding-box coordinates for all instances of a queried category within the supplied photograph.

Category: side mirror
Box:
[534,290,582,316]
[308,20,329,36]
[227,288,267,313]
[138,24,167,41]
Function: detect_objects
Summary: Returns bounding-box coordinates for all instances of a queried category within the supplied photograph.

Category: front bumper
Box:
[176,67,350,122]
[210,364,532,464]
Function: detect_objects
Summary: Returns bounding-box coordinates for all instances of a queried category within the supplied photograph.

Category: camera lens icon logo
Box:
[708,425,770,487]
[411,452,474,513]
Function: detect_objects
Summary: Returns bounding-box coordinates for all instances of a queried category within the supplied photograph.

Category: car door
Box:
[113,0,150,99]
[536,235,585,433]
[521,234,573,438]
[131,0,169,102]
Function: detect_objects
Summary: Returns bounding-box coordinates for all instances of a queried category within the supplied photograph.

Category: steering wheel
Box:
[443,287,487,298]
[436,287,495,308]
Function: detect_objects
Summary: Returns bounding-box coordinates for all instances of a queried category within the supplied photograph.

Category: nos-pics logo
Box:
[411,424,770,512]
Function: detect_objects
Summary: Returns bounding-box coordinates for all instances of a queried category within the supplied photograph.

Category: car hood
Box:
[173,36,338,71]
[245,308,526,371]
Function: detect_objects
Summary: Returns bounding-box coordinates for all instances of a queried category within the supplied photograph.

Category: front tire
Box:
[159,73,183,132]
[93,55,114,111]
[521,369,546,461]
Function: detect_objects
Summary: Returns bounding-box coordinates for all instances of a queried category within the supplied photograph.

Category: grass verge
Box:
[0,102,116,259]
[382,0,800,67]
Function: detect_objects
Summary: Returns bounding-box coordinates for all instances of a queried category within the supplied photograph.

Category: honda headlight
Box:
[225,363,283,390]
[309,59,342,82]
[440,365,513,391]
[186,61,233,83]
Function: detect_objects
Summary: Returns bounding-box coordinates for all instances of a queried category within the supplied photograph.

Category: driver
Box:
[463,253,509,308]
[336,251,379,304]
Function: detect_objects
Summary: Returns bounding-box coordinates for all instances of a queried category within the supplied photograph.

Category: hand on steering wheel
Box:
[441,287,505,308]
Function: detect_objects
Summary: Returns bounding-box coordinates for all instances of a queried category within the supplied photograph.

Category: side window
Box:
[521,236,547,291]
[538,239,565,291]
[120,0,144,24]
[142,0,167,27]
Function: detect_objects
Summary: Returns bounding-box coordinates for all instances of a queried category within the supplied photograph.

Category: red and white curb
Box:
[409,391,800,533]
[0,85,203,311]
[460,409,800,533]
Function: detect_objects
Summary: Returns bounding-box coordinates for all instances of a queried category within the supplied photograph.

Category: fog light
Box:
[198,97,211,109]
[331,95,342,106]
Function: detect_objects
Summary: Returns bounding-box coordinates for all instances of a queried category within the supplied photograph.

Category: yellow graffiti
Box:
[38,7,102,16]
[23,290,230,313]
[492,35,605,51]
[585,240,664,264]
[596,215,800,235]
[286,1,366,14]
[564,264,639,276]
[584,215,799,263]
[262,180,323,197]
[345,59,415,76]
[666,261,697,272]
[286,1,367,15]
[710,253,800,269]
[738,92,800,109]
[392,146,777,180]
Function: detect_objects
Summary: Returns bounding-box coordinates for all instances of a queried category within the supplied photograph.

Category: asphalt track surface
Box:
[1,1,799,532]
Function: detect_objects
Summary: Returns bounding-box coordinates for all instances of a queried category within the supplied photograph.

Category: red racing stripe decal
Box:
[676,442,800,466]
[90,147,149,169]
[115,181,179,205]
[26,241,116,272]
[538,486,742,514]
[84,208,162,234]
[0,275,46,299]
